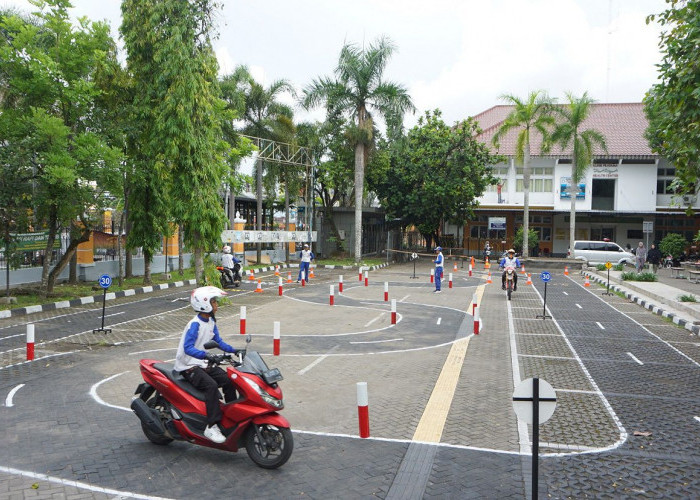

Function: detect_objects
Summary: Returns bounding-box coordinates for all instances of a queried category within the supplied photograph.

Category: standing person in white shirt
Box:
[433,246,444,293]
[297,244,315,283]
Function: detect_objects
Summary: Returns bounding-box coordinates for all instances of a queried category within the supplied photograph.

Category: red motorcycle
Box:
[130,336,293,469]
[504,265,516,301]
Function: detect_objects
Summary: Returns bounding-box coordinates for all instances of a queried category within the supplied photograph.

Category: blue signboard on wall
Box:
[560,177,585,199]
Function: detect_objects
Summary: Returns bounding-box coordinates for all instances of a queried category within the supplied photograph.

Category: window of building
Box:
[657,179,675,194]
[515,167,553,192]
[486,167,508,192]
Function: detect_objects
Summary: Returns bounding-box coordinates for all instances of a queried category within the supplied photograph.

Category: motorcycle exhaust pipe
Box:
[131,398,167,436]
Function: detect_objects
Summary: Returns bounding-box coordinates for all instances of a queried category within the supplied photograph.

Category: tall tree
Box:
[644,1,700,209]
[237,71,295,263]
[302,36,415,263]
[491,91,555,258]
[370,110,499,250]
[122,0,231,283]
[550,92,607,258]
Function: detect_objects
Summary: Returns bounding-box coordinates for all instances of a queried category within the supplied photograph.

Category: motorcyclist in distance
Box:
[221,245,241,285]
[499,248,521,291]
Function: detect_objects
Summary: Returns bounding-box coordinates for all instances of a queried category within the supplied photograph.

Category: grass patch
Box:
[679,294,698,302]
[620,271,658,282]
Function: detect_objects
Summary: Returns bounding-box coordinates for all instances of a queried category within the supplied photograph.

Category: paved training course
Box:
[1,260,699,498]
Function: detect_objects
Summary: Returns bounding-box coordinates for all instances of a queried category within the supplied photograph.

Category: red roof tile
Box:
[474,102,654,158]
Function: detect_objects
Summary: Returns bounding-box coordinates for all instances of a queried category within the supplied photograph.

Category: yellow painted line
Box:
[412,284,485,443]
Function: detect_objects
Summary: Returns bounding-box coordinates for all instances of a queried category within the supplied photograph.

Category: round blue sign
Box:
[540,271,551,283]
[98,274,112,289]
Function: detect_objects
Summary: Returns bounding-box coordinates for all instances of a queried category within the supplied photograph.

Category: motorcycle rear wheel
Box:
[141,396,173,445]
[245,424,293,469]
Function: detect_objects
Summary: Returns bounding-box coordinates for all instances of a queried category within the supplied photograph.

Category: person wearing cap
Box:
[433,246,444,293]
[297,244,315,283]
[499,248,521,291]
[174,286,240,443]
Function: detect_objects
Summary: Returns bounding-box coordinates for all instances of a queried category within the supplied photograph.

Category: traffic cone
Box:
[286,271,292,283]
[584,276,590,287]
[453,262,458,272]
[274,265,280,276]
[486,272,492,284]
[564,266,569,276]
[526,273,532,285]
[521,264,526,274]
[248,269,255,281]
[485,257,490,269]
[254,279,263,293]
[309,267,315,279]
[470,256,475,268]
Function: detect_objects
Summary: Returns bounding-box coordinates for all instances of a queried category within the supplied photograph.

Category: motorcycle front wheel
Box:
[245,424,293,469]
[507,284,512,301]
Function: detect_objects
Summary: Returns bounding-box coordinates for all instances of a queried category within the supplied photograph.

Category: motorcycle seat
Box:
[153,363,207,401]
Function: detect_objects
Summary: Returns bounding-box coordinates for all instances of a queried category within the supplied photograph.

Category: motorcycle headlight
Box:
[243,377,284,409]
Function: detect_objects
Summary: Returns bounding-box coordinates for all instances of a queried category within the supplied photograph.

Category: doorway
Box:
[592,179,615,210]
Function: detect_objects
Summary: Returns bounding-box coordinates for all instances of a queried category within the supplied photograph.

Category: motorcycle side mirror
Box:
[203,340,220,350]
[245,334,252,344]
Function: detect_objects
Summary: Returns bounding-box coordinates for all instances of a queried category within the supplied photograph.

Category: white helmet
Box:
[222,245,231,254]
[191,286,227,313]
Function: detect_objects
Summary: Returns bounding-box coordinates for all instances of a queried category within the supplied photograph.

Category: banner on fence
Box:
[0,231,61,252]
[221,230,317,244]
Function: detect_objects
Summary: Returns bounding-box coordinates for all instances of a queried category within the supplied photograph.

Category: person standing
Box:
[433,246,444,293]
[647,244,662,273]
[297,244,315,283]
[484,241,491,262]
[635,241,647,272]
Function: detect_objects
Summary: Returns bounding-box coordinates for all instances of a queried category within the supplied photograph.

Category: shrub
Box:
[679,294,697,302]
[659,233,688,259]
[596,264,606,271]
[513,227,539,255]
[621,271,658,282]
[613,264,625,271]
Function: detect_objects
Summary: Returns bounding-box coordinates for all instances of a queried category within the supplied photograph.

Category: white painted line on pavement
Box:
[575,303,582,309]
[0,333,23,341]
[563,291,569,296]
[518,354,575,360]
[596,322,605,330]
[627,352,644,365]
[298,346,339,375]
[4,384,25,407]
[101,311,126,318]
[89,372,131,412]
[507,300,531,456]
[694,416,700,424]
[436,317,442,325]
[364,313,384,327]
[0,465,174,500]
[555,388,598,394]
[350,338,403,344]
[400,294,410,302]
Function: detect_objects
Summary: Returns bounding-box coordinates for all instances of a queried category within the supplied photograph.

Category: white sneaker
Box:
[204,424,226,443]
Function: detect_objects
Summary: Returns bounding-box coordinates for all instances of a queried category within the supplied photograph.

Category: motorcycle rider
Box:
[500,248,521,291]
[174,286,239,444]
[221,245,241,285]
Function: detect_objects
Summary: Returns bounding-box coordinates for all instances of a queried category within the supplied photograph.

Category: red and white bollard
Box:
[384,282,389,302]
[273,321,281,356]
[391,299,397,325]
[364,271,369,287]
[339,275,344,293]
[278,277,283,296]
[449,273,453,289]
[359,267,363,282]
[27,323,35,361]
[469,263,473,277]
[330,284,335,306]
[240,306,246,335]
[472,292,478,316]
[357,382,370,438]
[430,269,435,283]
[473,305,480,335]
[301,271,306,287]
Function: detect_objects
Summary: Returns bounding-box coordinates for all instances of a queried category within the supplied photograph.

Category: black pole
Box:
[532,377,540,500]
[542,282,547,318]
[413,258,416,279]
[100,288,107,330]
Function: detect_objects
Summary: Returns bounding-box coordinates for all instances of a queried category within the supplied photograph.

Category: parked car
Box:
[571,240,635,266]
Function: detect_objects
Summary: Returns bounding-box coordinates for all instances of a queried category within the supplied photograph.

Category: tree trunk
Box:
[194,246,204,284]
[256,157,263,264]
[178,224,184,276]
[46,228,91,294]
[117,210,125,286]
[40,208,58,290]
[569,157,577,258]
[522,141,531,258]
[284,173,290,264]
[143,248,152,285]
[354,142,365,263]
[68,251,77,284]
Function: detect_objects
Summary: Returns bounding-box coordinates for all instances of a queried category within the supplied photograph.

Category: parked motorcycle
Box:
[663,255,678,268]
[503,265,516,300]
[217,263,242,288]
[130,335,293,469]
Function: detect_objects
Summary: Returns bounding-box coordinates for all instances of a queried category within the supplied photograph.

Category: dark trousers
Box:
[183,366,237,426]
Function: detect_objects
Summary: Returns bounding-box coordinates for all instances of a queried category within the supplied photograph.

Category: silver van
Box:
[572,240,635,266]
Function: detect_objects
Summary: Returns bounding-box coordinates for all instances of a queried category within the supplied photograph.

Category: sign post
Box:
[512,377,557,500]
[536,271,552,319]
[642,221,653,254]
[93,274,113,334]
[603,261,613,296]
[410,253,419,279]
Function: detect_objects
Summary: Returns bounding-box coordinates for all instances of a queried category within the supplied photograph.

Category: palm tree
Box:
[237,70,295,263]
[492,91,555,258]
[302,36,414,263]
[550,92,607,258]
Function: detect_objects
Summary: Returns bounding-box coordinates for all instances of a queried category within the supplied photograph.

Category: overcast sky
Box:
[2,0,667,129]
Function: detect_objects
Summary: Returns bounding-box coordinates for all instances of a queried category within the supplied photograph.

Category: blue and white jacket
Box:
[174,313,237,372]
